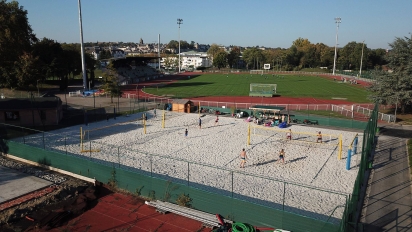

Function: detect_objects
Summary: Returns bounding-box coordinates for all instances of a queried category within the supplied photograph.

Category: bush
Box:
[176,193,192,208]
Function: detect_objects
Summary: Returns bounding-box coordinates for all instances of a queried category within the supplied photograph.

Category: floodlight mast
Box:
[177,18,183,73]
[359,40,365,78]
[332,17,341,76]
[78,0,87,91]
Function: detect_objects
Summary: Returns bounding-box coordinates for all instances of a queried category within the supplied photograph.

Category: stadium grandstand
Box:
[103,57,161,85]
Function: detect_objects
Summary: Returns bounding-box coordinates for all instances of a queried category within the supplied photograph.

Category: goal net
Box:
[250,70,264,75]
[250,83,277,94]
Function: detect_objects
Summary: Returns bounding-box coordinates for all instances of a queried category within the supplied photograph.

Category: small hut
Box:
[172,99,194,113]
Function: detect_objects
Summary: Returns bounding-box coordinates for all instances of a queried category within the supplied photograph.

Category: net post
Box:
[80,127,83,151]
[338,134,343,160]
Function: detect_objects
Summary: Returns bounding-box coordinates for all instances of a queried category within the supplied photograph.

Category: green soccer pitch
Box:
[144,73,371,103]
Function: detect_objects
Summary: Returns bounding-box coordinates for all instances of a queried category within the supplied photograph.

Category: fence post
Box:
[118,147,120,168]
[353,137,358,154]
[22,127,25,144]
[150,156,153,177]
[282,182,286,211]
[187,162,190,186]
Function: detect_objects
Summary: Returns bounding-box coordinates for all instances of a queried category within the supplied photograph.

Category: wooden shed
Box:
[172,99,194,113]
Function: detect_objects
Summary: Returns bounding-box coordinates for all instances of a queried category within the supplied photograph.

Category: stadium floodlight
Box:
[78,0,87,91]
[332,17,341,76]
[177,18,183,73]
[359,40,365,78]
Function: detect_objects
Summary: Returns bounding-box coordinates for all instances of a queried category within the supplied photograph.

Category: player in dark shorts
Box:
[214,116,219,126]
[199,117,202,129]
[277,149,285,164]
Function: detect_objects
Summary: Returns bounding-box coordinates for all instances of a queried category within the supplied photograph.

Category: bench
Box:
[146,200,232,228]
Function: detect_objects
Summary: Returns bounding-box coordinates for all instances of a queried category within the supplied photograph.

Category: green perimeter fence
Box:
[0,103,378,231]
[341,104,378,231]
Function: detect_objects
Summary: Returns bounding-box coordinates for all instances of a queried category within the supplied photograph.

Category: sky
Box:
[16,0,412,49]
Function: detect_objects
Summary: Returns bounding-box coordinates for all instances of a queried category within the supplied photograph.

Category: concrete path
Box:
[361,126,412,231]
[0,166,52,203]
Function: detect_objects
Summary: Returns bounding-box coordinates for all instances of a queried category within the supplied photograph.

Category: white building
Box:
[161,51,212,70]
[181,51,212,70]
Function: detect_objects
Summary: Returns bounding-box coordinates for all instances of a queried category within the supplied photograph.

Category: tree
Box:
[0,0,37,88]
[207,44,223,64]
[368,36,412,114]
[227,47,241,69]
[14,52,42,88]
[102,63,123,103]
[213,51,228,70]
[242,47,263,69]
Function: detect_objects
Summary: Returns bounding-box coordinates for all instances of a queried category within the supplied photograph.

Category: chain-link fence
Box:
[1,122,349,231]
[341,104,378,231]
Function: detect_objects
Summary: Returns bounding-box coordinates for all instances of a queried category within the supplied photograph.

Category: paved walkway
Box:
[361,125,412,231]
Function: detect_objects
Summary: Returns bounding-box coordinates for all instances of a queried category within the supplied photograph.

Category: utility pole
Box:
[332,17,341,76]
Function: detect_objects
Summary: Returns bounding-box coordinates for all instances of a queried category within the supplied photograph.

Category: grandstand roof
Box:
[112,56,160,64]
[249,105,285,112]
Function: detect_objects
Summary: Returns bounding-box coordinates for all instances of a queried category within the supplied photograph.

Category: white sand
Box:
[20,111,362,224]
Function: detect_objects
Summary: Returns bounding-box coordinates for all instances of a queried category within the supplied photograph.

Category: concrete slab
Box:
[361,134,412,231]
[0,166,52,203]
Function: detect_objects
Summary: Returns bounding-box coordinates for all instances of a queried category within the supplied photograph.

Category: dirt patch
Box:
[0,156,91,231]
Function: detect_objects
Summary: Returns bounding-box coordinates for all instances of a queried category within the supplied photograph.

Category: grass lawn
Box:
[145,73,371,103]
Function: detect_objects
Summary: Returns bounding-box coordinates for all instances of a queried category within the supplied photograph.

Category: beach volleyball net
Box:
[248,125,343,156]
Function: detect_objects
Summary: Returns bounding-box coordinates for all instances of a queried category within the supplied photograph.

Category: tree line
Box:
[0,0,96,91]
[201,38,387,72]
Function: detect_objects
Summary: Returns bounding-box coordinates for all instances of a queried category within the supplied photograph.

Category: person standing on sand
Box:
[316,131,322,143]
[240,148,247,168]
[214,116,219,126]
[199,117,202,129]
[154,108,157,118]
[277,149,285,164]
[286,129,292,140]
[185,129,188,137]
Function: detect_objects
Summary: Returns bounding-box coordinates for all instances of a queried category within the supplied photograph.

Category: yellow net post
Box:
[144,113,147,134]
[162,110,165,128]
[247,124,251,145]
[338,134,343,160]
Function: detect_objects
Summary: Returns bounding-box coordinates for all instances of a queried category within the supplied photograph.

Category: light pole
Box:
[332,17,341,76]
[177,18,183,73]
[359,40,365,78]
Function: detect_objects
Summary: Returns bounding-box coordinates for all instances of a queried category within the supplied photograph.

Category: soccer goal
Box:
[249,83,277,97]
[250,70,264,75]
